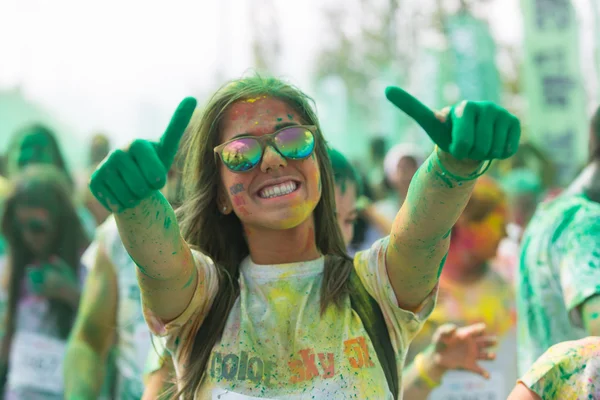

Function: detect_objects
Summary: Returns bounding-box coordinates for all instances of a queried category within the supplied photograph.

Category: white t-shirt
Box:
[82,216,153,400]
[4,260,85,399]
[148,237,437,399]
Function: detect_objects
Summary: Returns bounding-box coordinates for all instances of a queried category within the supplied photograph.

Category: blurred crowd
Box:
[0,96,597,400]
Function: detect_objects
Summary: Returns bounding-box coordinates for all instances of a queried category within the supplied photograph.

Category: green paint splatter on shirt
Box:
[516,192,600,375]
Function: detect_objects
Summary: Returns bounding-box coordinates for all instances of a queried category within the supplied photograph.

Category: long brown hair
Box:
[175,75,352,397]
[1,165,88,360]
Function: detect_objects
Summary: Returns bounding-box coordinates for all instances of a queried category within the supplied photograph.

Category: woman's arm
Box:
[387,151,479,309]
[64,244,118,399]
[116,192,196,321]
[384,89,520,310]
[142,354,174,400]
[507,382,541,400]
[403,346,448,399]
[89,98,199,322]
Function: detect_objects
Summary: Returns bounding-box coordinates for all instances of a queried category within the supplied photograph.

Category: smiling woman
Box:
[88,74,520,399]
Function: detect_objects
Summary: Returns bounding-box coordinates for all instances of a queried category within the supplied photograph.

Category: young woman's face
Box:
[218,97,321,230]
[15,206,54,257]
[16,132,56,170]
[334,182,357,246]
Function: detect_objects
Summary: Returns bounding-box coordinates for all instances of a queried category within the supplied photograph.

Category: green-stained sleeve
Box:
[559,214,600,324]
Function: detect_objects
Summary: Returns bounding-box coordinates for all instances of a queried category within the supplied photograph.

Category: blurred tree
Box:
[250,0,281,73]
[315,0,403,112]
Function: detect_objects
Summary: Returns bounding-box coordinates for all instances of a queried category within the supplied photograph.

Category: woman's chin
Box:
[242,209,314,231]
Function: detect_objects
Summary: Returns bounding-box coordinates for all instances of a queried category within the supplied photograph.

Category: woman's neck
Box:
[244,218,321,265]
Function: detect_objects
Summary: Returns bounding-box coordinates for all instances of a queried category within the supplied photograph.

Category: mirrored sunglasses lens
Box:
[221,138,262,171]
[275,128,315,159]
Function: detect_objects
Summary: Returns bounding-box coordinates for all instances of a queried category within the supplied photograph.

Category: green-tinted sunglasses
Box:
[214,125,317,172]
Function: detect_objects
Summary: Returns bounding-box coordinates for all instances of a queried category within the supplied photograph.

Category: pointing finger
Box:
[385,86,452,152]
[156,97,197,169]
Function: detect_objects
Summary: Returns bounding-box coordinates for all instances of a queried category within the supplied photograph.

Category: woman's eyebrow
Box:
[230,122,300,140]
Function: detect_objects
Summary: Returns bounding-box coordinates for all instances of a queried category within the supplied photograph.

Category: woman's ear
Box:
[216,187,233,215]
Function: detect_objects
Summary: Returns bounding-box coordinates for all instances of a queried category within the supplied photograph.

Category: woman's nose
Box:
[260,145,287,173]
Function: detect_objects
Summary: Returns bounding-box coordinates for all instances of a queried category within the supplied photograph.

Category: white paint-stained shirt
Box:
[516,191,600,376]
[519,336,600,399]
[147,237,437,399]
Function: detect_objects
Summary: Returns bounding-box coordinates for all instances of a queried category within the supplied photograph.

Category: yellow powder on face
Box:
[244,96,268,104]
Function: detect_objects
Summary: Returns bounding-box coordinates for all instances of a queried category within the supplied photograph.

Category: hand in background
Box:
[432,322,497,378]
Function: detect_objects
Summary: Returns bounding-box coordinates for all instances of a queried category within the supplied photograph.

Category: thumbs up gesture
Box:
[385,87,520,162]
[89,98,197,212]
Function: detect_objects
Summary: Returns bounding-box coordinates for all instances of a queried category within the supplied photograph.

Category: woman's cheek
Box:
[227,180,251,217]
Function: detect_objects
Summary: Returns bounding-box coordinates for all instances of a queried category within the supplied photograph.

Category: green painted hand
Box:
[89,97,197,212]
[385,86,521,161]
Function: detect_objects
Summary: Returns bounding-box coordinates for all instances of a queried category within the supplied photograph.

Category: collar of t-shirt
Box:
[240,256,325,282]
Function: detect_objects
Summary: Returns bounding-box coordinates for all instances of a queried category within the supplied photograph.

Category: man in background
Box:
[516,106,600,375]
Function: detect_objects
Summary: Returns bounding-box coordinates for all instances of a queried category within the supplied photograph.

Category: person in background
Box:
[0,165,88,400]
[406,176,517,399]
[64,134,187,400]
[0,177,11,257]
[493,168,542,284]
[141,337,174,400]
[508,336,600,399]
[0,155,7,178]
[89,134,111,168]
[348,175,384,255]
[516,106,600,376]
[329,147,498,399]
[6,124,97,239]
[370,143,427,236]
[366,136,388,200]
[80,134,112,226]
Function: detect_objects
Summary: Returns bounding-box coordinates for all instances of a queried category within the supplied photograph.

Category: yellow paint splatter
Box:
[244,96,267,104]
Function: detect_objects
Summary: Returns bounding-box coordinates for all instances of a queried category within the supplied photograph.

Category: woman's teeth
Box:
[259,181,298,199]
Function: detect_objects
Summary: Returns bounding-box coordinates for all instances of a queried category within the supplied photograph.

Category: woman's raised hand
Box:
[385,86,520,161]
[89,98,197,212]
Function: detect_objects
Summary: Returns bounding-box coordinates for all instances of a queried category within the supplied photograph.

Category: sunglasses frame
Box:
[213,125,317,172]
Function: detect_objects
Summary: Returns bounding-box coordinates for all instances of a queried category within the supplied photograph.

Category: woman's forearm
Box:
[115,191,192,281]
[387,149,481,308]
[115,190,197,322]
[403,347,447,400]
[399,150,480,245]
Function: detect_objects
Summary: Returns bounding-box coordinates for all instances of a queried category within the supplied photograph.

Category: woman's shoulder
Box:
[544,336,600,361]
[521,336,600,398]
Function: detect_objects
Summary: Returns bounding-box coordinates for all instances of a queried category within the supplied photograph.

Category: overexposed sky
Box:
[0,0,591,151]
